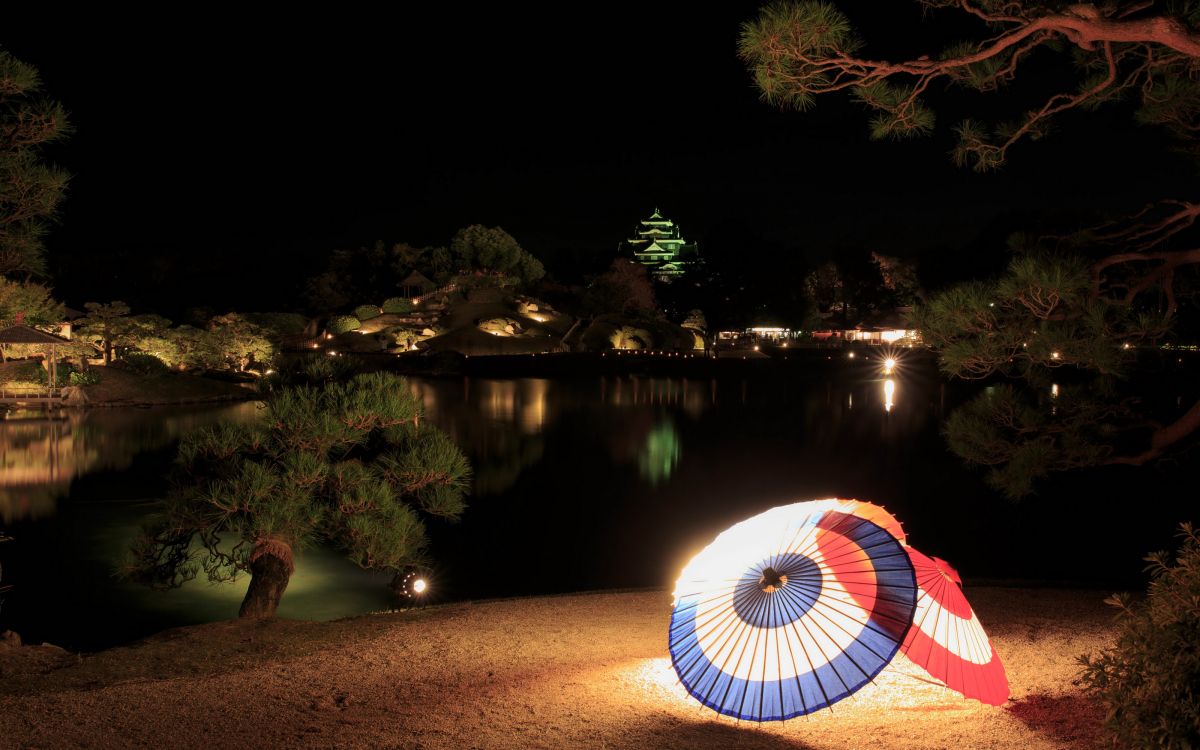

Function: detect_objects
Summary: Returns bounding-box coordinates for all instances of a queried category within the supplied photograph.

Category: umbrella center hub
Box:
[758,566,788,593]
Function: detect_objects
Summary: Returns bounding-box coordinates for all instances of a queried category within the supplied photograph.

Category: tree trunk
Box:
[103,340,112,365]
[238,540,294,619]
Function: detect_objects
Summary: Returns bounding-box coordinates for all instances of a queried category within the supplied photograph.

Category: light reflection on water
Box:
[2,372,935,650]
[0,402,261,523]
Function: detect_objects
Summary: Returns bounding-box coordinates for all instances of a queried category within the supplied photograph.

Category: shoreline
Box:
[0,586,1113,749]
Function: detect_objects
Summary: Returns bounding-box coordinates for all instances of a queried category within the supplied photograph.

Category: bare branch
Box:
[1107,398,1200,465]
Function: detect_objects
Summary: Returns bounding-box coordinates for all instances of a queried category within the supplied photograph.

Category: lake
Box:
[1,361,1194,650]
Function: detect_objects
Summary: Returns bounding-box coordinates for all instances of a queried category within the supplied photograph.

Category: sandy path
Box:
[0,587,1112,749]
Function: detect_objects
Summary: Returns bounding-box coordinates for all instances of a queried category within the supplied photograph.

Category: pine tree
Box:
[741,1,1200,495]
[0,51,70,280]
[128,372,471,618]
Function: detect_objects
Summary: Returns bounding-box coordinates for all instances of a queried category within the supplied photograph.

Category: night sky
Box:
[5,3,1195,314]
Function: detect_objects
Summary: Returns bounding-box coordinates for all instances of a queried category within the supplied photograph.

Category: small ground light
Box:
[394,567,430,605]
[883,357,896,375]
[848,352,855,359]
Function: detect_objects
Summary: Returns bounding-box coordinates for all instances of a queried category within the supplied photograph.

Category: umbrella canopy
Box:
[900,546,1009,706]
[670,501,917,721]
[806,497,906,545]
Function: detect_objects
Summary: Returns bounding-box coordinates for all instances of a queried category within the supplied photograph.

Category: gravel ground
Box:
[0,587,1113,749]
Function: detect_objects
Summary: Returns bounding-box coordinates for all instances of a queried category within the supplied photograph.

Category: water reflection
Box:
[600,377,709,418]
[3,371,949,650]
[412,378,553,495]
[638,419,682,485]
[0,403,260,523]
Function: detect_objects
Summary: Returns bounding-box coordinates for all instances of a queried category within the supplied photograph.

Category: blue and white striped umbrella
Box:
[669,500,917,721]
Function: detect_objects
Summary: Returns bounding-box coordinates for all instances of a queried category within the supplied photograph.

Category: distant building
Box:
[619,208,699,282]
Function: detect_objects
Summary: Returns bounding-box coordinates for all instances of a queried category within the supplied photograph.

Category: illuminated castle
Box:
[619,208,699,281]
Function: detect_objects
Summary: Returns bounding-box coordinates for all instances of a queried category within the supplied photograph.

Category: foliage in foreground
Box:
[1079,523,1200,749]
[740,0,1200,496]
[0,51,70,279]
[917,252,1193,498]
[127,372,471,617]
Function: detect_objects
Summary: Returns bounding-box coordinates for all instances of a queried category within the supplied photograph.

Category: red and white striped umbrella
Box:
[900,546,1008,706]
[803,498,906,546]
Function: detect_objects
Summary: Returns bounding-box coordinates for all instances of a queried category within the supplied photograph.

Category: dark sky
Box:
[4,3,1193,313]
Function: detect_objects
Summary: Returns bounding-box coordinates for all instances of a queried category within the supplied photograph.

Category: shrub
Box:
[1078,523,1200,749]
[69,370,101,386]
[328,315,360,334]
[244,312,309,336]
[354,305,382,321]
[121,352,170,375]
[4,361,49,385]
[382,297,414,314]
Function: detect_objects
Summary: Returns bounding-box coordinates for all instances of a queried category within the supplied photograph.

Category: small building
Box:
[618,208,700,282]
[715,327,799,348]
[812,309,921,346]
[399,270,438,299]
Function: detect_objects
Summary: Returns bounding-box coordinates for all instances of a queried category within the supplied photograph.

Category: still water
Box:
[1,367,1193,650]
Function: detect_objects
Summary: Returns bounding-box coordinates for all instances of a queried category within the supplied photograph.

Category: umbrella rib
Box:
[675,595,749,686]
[717,587,773,718]
[797,595,871,699]
[785,606,831,712]
[793,589,897,665]
[746,595,772,720]
[791,599,850,710]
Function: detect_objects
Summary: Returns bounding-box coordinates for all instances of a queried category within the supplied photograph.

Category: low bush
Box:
[69,370,102,386]
[328,315,361,334]
[3,361,50,385]
[121,352,170,375]
[1078,523,1200,749]
[353,305,382,321]
[244,312,309,336]
[382,297,414,314]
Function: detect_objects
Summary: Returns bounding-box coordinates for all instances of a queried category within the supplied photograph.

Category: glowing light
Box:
[1122,342,1131,350]
[782,342,788,348]
[752,345,759,351]
[413,578,427,594]
[883,357,896,375]
[327,350,338,356]
[311,343,319,349]
[1051,383,1059,398]
[1050,351,1061,360]
[884,378,895,412]
[848,352,855,359]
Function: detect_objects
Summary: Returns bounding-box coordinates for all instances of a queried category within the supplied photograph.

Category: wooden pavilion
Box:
[0,324,71,395]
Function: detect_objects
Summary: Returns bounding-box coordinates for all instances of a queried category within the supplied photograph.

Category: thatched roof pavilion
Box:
[0,324,71,388]
[0,324,70,346]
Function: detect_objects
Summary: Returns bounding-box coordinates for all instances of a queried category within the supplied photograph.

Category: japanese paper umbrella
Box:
[900,546,1009,706]
[808,497,906,545]
[669,501,917,721]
